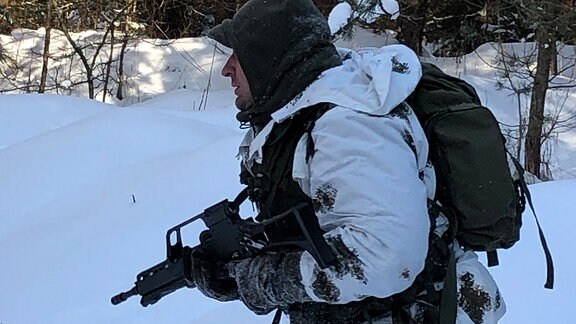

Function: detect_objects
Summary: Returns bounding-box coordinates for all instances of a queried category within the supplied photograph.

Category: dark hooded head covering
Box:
[207,0,342,125]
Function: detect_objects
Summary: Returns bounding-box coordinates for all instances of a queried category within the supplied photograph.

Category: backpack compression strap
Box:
[511,157,555,289]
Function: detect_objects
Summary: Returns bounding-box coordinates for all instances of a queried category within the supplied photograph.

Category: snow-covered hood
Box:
[272,44,422,122]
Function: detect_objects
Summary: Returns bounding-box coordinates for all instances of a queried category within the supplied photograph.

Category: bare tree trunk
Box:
[398,0,429,55]
[102,24,115,102]
[116,36,129,101]
[550,41,558,75]
[516,92,523,160]
[125,0,138,33]
[59,19,95,99]
[525,28,555,178]
[148,1,158,38]
[56,1,133,100]
[39,0,52,93]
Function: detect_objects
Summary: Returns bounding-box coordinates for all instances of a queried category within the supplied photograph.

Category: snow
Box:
[1,29,575,324]
[328,2,352,35]
[379,0,400,20]
[0,93,263,324]
[328,0,400,35]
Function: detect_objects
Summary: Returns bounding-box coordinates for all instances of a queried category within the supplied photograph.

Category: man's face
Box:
[222,52,254,111]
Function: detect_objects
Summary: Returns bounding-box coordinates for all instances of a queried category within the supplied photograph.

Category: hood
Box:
[207,0,342,125]
[271,45,423,122]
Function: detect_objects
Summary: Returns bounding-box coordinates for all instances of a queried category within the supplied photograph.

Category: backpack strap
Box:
[439,249,457,324]
[304,103,335,162]
[486,250,500,267]
[510,157,555,289]
[271,308,283,324]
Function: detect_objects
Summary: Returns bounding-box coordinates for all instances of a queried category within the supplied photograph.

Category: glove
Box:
[191,254,239,302]
[231,251,312,315]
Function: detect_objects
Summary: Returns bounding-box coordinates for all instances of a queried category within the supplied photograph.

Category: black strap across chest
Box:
[240,103,332,221]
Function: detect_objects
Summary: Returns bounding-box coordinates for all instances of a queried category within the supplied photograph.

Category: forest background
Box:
[1,0,575,180]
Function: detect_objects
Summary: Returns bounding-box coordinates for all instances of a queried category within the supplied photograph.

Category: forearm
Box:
[231,251,312,315]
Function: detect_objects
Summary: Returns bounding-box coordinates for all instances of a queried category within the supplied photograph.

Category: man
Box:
[193,0,505,323]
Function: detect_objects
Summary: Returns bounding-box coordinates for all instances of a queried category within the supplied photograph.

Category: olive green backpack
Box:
[406,62,554,322]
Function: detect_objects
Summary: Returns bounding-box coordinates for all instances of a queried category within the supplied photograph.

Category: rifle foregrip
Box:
[111,286,138,305]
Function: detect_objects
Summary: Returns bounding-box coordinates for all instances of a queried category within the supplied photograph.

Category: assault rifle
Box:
[111,189,337,307]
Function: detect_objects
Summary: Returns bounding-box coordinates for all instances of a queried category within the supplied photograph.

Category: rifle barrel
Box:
[111,286,138,305]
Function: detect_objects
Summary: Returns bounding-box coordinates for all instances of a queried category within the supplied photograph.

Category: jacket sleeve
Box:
[231,104,431,310]
[231,251,310,315]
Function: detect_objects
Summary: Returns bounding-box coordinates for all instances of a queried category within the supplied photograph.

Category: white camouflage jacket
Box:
[233,45,505,323]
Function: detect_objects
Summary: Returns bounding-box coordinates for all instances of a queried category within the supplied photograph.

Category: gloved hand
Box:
[230,252,312,315]
[191,253,239,302]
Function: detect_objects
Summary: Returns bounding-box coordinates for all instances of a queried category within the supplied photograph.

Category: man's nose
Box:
[222,67,233,78]
[221,59,234,77]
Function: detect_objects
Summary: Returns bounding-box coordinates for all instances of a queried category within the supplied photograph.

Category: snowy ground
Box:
[0,30,575,324]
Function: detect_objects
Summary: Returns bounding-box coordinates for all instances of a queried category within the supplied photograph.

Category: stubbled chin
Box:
[235,98,253,112]
[235,97,247,110]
